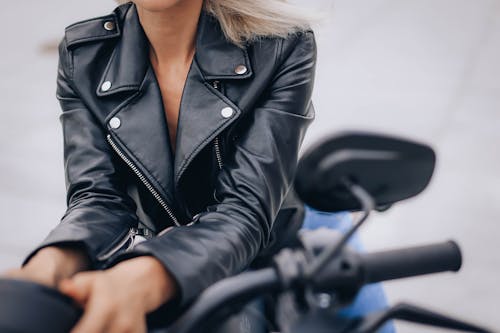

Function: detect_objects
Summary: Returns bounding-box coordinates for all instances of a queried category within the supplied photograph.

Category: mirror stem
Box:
[305,179,375,278]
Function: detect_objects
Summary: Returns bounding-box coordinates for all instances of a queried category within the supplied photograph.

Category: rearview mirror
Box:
[295,132,436,212]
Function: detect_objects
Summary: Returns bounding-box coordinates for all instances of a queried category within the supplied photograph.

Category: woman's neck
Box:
[136,1,204,66]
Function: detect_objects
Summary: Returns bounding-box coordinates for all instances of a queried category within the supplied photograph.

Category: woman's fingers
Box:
[70,285,114,333]
[56,258,171,333]
[59,272,95,307]
[66,272,118,333]
[60,272,110,333]
[62,271,147,333]
[107,313,147,333]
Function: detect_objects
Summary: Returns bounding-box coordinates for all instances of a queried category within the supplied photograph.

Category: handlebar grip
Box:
[361,241,462,283]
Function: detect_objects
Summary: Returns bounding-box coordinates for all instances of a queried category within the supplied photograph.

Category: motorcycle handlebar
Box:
[168,241,462,333]
[361,240,462,284]
[310,240,462,294]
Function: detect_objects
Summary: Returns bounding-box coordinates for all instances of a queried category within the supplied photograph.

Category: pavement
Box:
[0,1,498,331]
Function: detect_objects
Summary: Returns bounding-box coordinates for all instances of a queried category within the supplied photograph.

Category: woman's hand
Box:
[4,245,90,287]
[59,256,177,333]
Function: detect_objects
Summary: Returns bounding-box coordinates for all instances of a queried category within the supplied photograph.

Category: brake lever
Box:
[352,302,493,333]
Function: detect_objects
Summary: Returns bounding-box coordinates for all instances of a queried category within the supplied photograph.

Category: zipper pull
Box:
[212,80,220,91]
[97,227,138,261]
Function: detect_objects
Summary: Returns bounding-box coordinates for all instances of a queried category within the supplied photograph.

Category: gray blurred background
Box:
[0,1,498,332]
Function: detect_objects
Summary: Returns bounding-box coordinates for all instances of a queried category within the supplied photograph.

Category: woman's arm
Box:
[21,38,141,273]
[5,245,90,287]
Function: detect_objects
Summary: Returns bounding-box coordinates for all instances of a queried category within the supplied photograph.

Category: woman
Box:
[7,0,316,332]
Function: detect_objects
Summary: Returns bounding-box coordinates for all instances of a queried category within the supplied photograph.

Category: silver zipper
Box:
[213,137,224,203]
[106,134,180,226]
[97,227,138,261]
[211,80,224,171]
[212,75,223,200]
[214,136,224,170]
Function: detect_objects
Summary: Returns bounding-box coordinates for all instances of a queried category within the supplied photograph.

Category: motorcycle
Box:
[164,131,494,333]
[0,132,494,333]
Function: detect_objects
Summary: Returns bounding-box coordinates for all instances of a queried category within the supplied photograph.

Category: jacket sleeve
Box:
[113,31,317,306]
[23,39,140,268]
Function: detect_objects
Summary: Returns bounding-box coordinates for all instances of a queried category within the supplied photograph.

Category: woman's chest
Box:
[152,61,192,152]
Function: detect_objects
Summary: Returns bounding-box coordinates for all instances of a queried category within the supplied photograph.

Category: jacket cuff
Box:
[23,227,94,268]
[23,221,131,269]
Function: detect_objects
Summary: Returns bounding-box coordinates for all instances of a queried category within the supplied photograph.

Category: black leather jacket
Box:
[27,3,316,307]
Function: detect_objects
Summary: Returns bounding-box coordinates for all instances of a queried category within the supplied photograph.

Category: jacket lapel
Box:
[173,61,242,186]
[107,67,177,205]
[99,4,176,205]
[173,11,253,186]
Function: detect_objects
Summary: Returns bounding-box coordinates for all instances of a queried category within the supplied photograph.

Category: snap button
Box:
[234,65,247,75]
[104,21,115,31]
[109,117,121,129]
[221,107,234,119]
[101,81,112,92]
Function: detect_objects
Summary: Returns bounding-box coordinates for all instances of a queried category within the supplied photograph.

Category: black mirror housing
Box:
[295,132,436,212]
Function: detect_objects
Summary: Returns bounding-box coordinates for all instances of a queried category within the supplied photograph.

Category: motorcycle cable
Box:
[304,178,375,278]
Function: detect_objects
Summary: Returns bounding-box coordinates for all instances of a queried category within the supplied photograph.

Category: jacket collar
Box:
[97,3,253,96]
[194,11,253,80]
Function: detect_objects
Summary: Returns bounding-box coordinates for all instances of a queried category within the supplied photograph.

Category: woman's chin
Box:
[133,0,185,12]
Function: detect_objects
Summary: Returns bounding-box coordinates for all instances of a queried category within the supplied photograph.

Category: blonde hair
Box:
[117,0,313,47]
[203,0,312,46]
